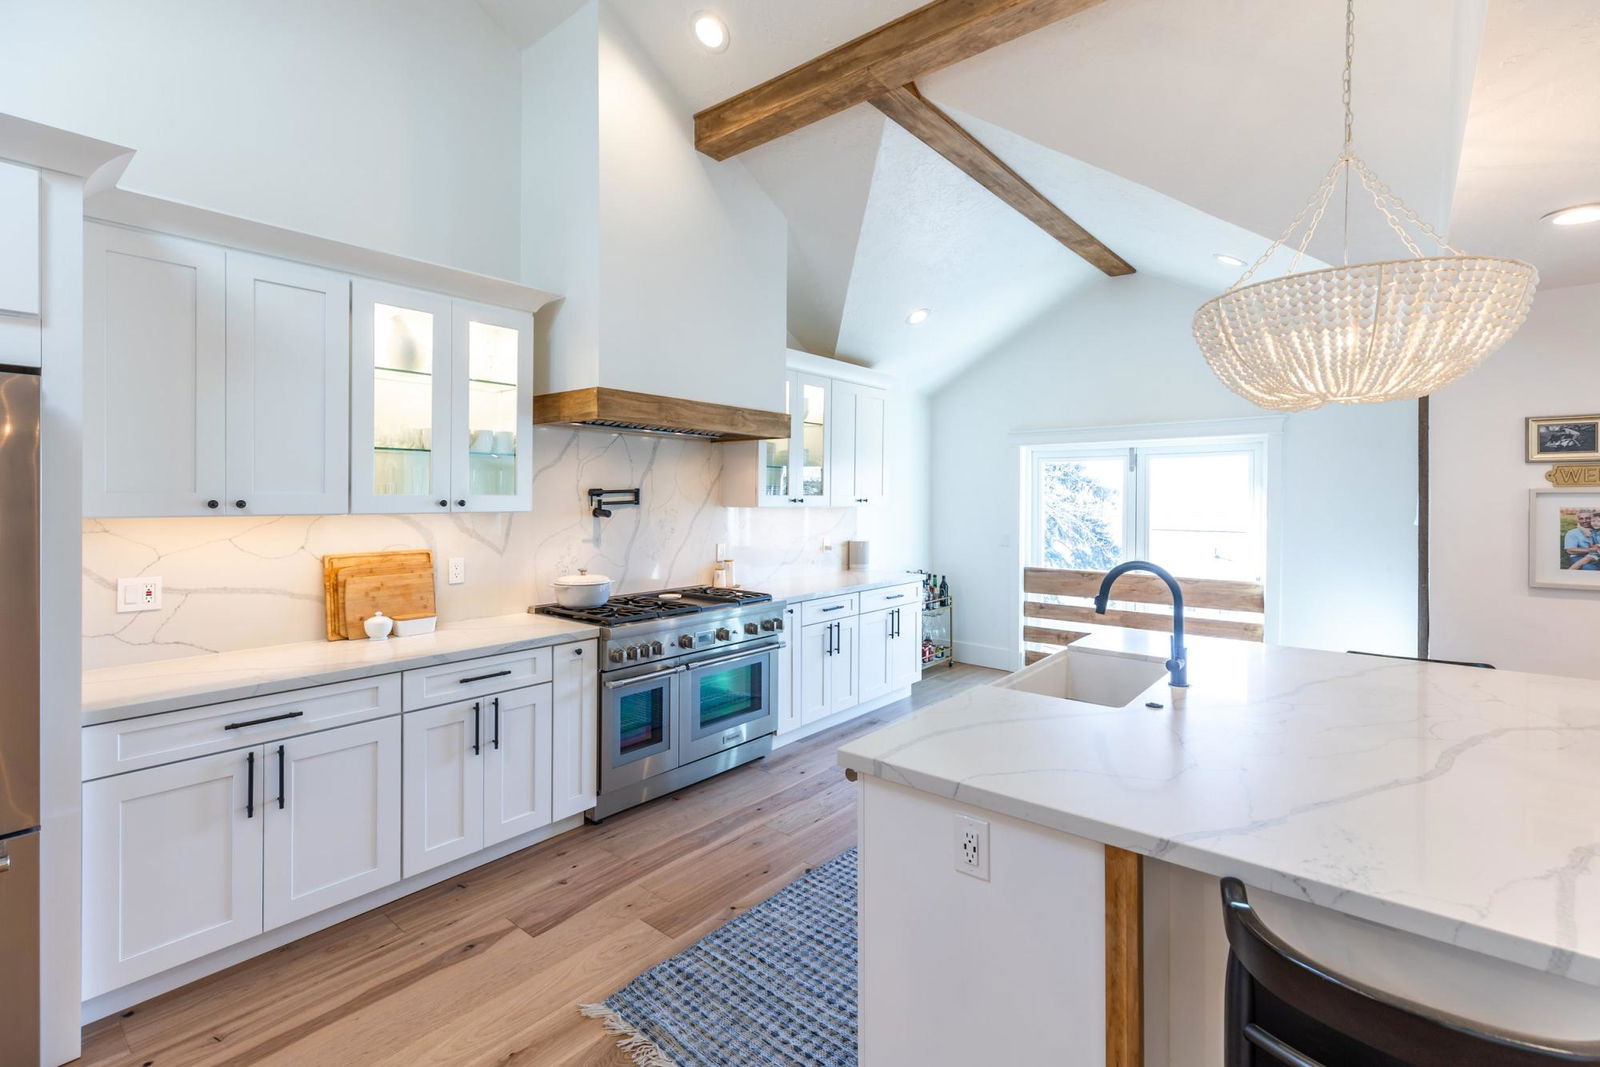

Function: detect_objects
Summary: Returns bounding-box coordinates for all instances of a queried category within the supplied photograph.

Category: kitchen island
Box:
[838,633,1600,1066]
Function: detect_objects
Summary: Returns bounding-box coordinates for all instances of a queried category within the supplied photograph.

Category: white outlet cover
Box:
[116,576,163,613]
[447,557,465,585]
[953,813,990,881]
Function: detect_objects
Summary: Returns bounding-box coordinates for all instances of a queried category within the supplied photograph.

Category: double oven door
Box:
[601,640,779,792]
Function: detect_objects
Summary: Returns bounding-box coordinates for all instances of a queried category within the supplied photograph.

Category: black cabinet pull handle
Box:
[234,499,247,509]
[492,697,500,750]
[246,751,255,819]
[885,593,906,601]
[459,668,513,685]
[206,499,219,509]
[224,710,304,731]
[473,701,481,756]
[821,604,845,613]
[277,744,287,810]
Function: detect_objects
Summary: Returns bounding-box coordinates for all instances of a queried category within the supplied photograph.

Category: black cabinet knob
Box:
[574,647,583,655]
[234,500,247,509]
[206,499,219,509]
[438,499,448,507]
[456,499,466,507]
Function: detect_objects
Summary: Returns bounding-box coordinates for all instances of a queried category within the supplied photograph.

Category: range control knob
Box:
[760,618,777,631]
[625,645,639,661]
[608,648,624,664]
[715,627,731,641]
[678,634,695,649]
[744,622,760,635]
[650,640,664,656]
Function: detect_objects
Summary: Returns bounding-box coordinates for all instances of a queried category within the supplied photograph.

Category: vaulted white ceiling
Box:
[484,0,1596,387]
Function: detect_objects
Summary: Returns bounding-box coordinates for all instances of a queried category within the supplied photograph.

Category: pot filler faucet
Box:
[1094,561,1188,688]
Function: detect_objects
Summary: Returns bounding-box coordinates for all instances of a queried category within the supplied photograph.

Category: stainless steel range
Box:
[532,586,785,820]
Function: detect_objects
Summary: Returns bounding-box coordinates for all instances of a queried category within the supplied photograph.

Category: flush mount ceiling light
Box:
[905,308,930,325]
[692,12,729,52]
[1213,253,1247,268]
[1544,203,1600,227]
[1193,0,1537,412]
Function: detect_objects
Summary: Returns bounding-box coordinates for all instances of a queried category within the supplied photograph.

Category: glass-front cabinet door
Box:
[757,376,792,503]
[451,300,533,512]
[792,371,831,505]
[351,280,452,515]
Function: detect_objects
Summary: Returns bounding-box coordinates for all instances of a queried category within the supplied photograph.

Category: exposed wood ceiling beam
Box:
[694,0,1113,161]
[871,83,1134,275]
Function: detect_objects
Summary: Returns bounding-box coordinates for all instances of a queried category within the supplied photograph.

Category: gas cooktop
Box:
[531,586,773,627]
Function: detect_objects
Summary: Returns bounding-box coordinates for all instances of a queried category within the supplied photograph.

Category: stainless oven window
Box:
[618,686,667,761]
[696,660,765,732]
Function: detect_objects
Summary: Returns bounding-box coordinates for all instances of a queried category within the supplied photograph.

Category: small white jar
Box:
[364,611,394,641]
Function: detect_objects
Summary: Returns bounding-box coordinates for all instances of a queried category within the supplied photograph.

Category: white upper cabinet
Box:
[351,282,532,515]
[351,280,453,515]
[830,381,888,506]
[225,253,350,516]
[723,369,834,508]
[85,224,227,517]
[0,161,40,371]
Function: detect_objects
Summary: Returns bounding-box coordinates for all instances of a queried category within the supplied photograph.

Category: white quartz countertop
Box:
[83,613,598,724]
[758,570,924,604]
[838,633,1600,986]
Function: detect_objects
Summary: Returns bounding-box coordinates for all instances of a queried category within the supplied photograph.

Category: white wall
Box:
[0,0,522,277]
[929,273,1418,668]
[1430,282,1600,677]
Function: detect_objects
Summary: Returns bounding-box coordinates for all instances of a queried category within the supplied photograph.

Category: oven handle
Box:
[603,664,687,690]
[684,642,782,672]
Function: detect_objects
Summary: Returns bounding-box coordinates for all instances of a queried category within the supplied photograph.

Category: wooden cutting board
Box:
[322,550,434,640]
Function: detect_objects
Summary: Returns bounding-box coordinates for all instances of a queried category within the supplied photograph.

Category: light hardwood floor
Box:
[74,662,1002,1067]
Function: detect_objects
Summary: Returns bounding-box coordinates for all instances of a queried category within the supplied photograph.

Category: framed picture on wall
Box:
[1527,415,1600,462]
[1529,489,1600,590]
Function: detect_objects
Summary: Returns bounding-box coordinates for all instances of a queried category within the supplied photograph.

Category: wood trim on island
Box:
[532,386,790,441]
[693,0,1114,160]
[1105,845,1144,1067]
[870,84,1134,276]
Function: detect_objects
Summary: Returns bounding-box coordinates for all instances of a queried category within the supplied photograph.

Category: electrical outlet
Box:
[954,814,990,880]
[116,577,163,613]
[447,558,466,585]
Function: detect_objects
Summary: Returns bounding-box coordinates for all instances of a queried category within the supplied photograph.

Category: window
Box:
[1028,438,1266,583]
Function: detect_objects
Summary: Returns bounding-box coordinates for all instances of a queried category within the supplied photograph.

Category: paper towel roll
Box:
[845,540,870,570]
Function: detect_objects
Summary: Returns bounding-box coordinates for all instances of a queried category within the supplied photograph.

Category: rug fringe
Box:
[578,1002,681,1067]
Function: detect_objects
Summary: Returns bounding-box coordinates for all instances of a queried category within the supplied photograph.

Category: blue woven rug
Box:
[580,847,858,1066]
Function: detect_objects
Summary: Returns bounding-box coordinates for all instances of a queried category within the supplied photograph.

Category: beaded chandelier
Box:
[1193,0,1538,413]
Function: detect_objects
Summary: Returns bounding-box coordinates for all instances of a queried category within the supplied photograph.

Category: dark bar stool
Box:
[1220,878,1600,1066]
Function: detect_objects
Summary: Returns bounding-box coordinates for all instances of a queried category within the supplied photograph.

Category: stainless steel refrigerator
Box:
[0,367,40,1063]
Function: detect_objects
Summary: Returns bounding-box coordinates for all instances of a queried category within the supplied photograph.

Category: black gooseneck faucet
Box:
[1093,561,1188,688]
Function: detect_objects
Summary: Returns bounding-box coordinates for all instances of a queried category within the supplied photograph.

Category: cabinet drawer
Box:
[801,593,858,627]
[402,647,553,711]
[84,674,400,781]
[859,583,921,614]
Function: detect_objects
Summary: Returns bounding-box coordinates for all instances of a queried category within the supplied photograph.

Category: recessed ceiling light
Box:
[905,308,930,325]
[1213,252,1247,267]
[1544,203,1600,227]
[692,12,729,52]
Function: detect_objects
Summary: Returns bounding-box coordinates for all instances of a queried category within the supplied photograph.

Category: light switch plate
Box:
[116,577,162,613]
[447,557,465,585]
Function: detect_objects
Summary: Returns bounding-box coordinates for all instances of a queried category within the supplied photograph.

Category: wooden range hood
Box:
[533,387,789,442]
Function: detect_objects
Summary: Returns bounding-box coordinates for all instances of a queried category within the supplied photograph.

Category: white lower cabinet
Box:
[403,682,559,876]
[483,685,553,847]
[798,615,860,725]
[83,747,264,998]
[402,698,487,878]
[263,718,401,930]
[858,607,896,705]
[551,640,598,820]
[777,607,801,735]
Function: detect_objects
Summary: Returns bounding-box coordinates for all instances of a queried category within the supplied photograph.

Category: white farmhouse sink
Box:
[996,645,1167,707]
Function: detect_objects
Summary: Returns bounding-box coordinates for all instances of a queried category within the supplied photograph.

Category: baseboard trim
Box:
[773,687,913,749]
[80,813,585,1024]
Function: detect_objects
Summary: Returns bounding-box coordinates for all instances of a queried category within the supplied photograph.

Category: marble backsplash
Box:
[84,428,876,670]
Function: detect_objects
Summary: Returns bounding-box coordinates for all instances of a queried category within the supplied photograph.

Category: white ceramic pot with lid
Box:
[552,569,612,608]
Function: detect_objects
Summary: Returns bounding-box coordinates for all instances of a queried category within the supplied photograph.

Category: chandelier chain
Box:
[1342,0,1355,152]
